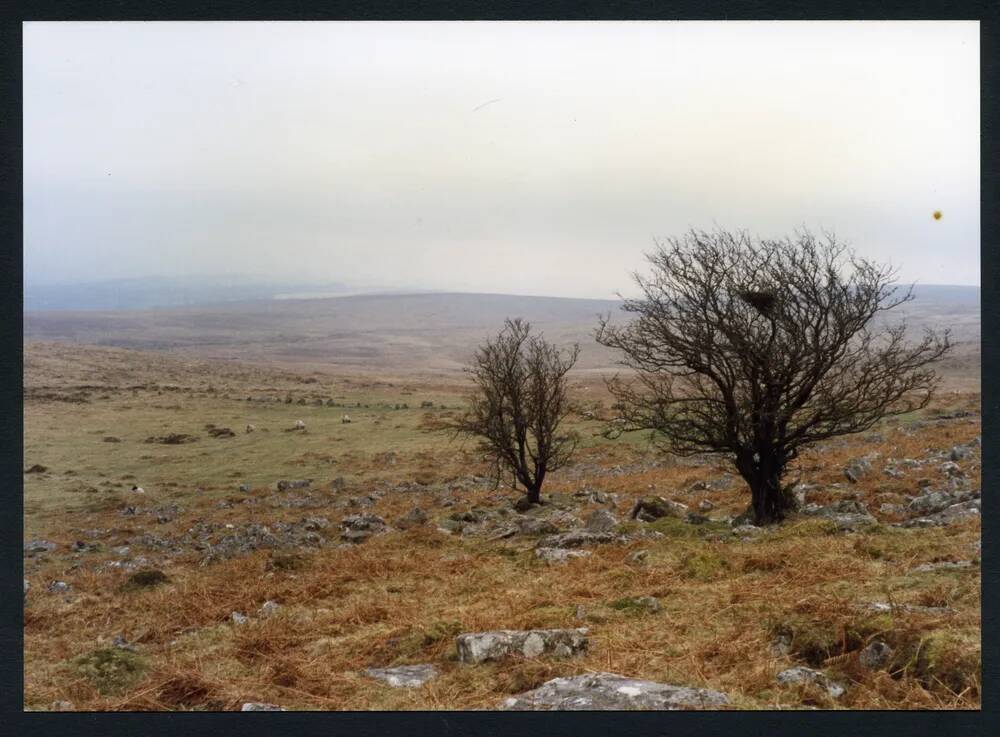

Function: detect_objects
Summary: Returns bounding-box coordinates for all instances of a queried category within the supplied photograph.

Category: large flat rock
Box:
[501,672,731,710]
[456,628,588,663]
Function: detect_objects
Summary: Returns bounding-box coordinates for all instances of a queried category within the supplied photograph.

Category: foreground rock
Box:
[536,530,625,549]
[364,664,440,688]
[241,702,286,711]
[456,628,588,663]
[501,672,730,710]
[776,667,846,698]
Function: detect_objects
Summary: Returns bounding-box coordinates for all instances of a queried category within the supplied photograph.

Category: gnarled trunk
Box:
[736,449,797,525]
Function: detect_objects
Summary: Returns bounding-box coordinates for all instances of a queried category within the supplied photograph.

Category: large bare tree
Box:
[453,318,580,506]
[596,229,951,525]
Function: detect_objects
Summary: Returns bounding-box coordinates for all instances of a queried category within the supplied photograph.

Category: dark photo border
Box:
[1,3,995,736]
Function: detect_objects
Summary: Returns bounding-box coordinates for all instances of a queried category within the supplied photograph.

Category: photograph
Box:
[21,20,980,711]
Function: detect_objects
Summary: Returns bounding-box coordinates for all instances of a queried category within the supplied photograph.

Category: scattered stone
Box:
[103,437,121,443]
[627,550,649,564]
[770,632,793,656]
[697,499,714,512]
[395,507,429,530]
[207,427,236,438]
[910,560,975,574]
[584,509,619,534]
[631,496,687,521]
[49,701,75,711]
[949,445,972,462]
[145,433,198,445]
[858,601,954,616]
[515,516,560,536]
[23,579,29,598]
[536,530,623,549]
[364,664,440,688]
[238,483,252,493]
[940,461,964,478]
[241,702,285,711]
[112,635,137,652]
[776,666,845,698]
[47,580,71,594]
[25,464,49,474]
[501,672,731,710]
[259,600,281,618]
[456,628,589,663]
[231,611,249,626]
[878,503,906,516]
[535,547,592,562]
[843,455,875,484]
[859,640,894,670]
[25,539,57,554]
[276,479,310,491]
[340,514,387,544]
[610,595,661,613]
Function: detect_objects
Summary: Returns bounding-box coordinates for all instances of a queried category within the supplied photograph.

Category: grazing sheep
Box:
[245,424,256,434]
[130,485,145,494]
[341,415,352,424]
[293,420,306,430]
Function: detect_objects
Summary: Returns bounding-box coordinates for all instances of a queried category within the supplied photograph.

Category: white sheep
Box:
[293,420,306,430]
[245,424,256,434]
[130,485,145,494]
[341,415,352,424]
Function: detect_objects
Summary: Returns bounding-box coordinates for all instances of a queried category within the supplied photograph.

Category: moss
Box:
[648,516,731,539]
[72,647,147,695]
[891,629,981,695]
[766,613,894,667]
[121,569,169,591]
[678,550,729,581]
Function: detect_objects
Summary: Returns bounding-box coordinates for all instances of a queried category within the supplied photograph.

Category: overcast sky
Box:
[24,21,979,298]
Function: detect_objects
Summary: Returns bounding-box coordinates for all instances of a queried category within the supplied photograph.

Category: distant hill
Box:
[23,276,355,311]
[23,287,979,381]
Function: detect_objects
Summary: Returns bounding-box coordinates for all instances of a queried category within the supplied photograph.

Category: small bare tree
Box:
[453,318,580,506]
[596,229,951,525]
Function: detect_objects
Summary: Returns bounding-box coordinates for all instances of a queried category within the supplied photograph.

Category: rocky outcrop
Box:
[456,628,588,663]
[776,666,845,698]
[364,664,440,688]
[501,672,731,710]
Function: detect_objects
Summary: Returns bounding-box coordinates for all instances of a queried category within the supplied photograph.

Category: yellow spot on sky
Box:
[933,210,942,220]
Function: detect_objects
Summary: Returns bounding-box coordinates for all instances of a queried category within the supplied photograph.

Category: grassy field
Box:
[23,341,981,711]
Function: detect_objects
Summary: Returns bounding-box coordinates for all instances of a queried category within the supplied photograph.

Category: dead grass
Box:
[22,342,981,711]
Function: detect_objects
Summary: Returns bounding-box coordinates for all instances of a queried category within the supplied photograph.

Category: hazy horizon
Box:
[25,21,980,298]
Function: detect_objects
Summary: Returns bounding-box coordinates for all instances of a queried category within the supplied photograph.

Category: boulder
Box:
[259,600,281,618]
[910,560,974,574]
[584,509,619,534]
[241,702,285,711]
[776,666,845,698]
[501,672,730,710]
[456,628,588,664]
[364,664,440,688]
[631,496,687,521]
[940,461,964,478]
[697,499,715,512]
[47,581,71,594]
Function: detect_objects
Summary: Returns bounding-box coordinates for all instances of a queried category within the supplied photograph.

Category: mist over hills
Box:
[23,286,979,381]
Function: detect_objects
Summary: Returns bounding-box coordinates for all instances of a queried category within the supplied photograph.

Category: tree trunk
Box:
[524,484,541,505]
[748,469,795,525]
